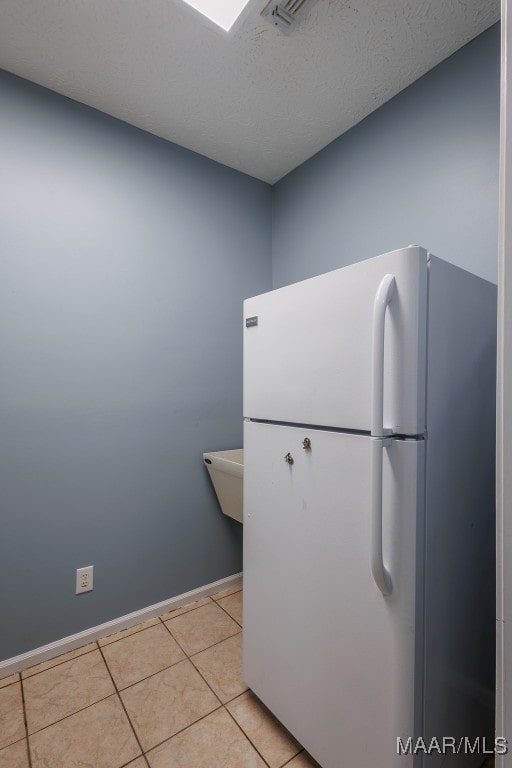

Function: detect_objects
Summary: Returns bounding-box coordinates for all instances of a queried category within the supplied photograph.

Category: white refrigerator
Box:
[243,246,496,768]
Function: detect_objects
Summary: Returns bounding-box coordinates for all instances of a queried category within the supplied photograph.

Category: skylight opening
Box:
[181,0,252,31]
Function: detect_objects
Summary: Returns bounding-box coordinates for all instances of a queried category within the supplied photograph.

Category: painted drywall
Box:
[0,71,272,660]
[272,25,500,288]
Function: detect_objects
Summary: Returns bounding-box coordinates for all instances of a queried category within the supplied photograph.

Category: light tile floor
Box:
[0,587,321,768]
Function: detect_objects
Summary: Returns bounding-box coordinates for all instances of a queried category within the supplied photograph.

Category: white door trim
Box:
[497,2,510,764]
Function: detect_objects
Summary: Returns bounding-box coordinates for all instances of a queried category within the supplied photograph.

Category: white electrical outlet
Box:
[76,566,94,594]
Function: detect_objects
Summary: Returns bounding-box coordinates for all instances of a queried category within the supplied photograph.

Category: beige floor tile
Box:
[217,591,243,625]
[165,602,240,655]
[159,597,212,622]
[191,633,247,703]
[24,649,115,733]
[212,584,243,601]
[146,707,266,768]
[0,682,25,749]
[227,691,301,768]
[0,739,30,768]
[22,643,97,679]
[99,618,161,647]
[29,694,140,768]
[284,751,322,768]
[125,759,148,768]
[102,624,185,689]
[120,658,219,751]
[0,673,19,689]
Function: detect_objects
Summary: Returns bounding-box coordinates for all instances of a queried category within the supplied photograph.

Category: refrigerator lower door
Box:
[243,421,425,768]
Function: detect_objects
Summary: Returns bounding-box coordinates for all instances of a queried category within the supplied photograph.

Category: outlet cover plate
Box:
[76,565,94,594]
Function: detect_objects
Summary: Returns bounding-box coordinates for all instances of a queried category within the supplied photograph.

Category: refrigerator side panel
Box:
[243,245,427,435]
[243,421,425,768]
[423,257,497,765]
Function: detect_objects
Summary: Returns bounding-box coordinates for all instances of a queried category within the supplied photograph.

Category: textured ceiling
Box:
[0,0,500,183]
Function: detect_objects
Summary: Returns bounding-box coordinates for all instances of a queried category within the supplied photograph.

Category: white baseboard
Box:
[0,572,243,679]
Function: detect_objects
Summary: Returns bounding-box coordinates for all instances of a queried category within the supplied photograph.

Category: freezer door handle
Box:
[371,273,396,438]
[371,438,393,596]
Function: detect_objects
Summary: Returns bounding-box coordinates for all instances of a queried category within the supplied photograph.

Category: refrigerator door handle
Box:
[371,437,393,596]
[371,273,396,438]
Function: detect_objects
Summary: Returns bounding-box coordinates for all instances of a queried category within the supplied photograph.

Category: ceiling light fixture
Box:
[180,0,253,32]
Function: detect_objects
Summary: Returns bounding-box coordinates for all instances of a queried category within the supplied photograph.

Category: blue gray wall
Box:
[0,71,272,660]
[272,25,500,288]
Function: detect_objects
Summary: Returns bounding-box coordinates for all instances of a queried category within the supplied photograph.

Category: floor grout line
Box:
[281,748,307,767]
[1,737,34,767]
[96,643,147,763]
[159,604,242,656]
[4,592,238,683]
[214,595,243,628]
[14,590,270,768]
[111,656,190,692]
[128,608,263,762]
[157,615,228,707]
[181,649,225,703]
[12,596,218,681]
[17,616,234,721]
[119,751,151,768]
[0,673,20,688]
[23,689,118,738]
[20,672,34,768]
[20,641,99,681]
[163,624,242,659]
[21,642,116,738]
[223,703,275,768]
[98,638,227,763]
[225,689,305,768]
[157,596,214,622]
[99,621,162,649]
[150,618,249,707]
[42,622,243,699]
[118,757,146,768]
[211,588,243,602]
[142,703,225,757]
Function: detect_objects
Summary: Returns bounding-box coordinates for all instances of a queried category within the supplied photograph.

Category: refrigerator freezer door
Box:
[243,245,427,435]
[243,420,425,768]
